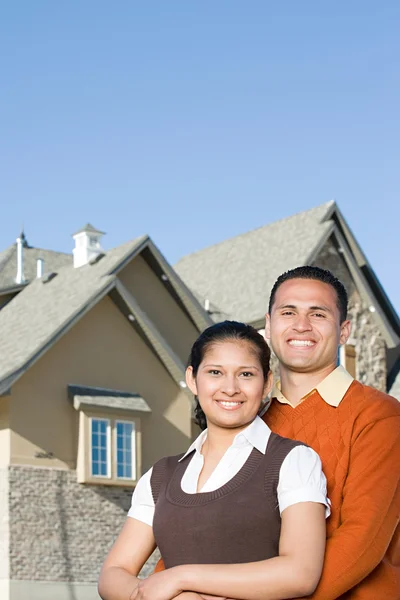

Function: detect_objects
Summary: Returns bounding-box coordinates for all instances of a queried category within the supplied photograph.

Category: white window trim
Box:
[77,411,141,486]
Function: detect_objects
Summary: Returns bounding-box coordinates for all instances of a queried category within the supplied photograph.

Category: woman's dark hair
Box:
[188,320,271,430]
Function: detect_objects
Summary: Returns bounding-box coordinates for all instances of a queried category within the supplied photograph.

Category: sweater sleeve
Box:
[296,414,400,600]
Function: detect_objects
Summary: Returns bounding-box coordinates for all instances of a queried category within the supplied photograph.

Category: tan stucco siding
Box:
[9,295,192,473]
[0,396,10,467]
[119,255,199,364]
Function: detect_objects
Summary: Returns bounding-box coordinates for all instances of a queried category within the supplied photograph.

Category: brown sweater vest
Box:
[151,432,304,568]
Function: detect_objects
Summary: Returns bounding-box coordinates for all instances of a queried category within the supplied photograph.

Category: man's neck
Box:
[279,364,337,407]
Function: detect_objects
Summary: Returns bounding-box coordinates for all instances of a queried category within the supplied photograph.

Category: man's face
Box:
[265,278,351,375]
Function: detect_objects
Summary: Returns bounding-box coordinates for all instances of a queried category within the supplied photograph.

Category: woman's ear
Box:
[186,366,197,395]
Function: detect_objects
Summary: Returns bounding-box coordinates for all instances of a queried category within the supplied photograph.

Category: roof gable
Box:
[175,202,335,325]
[0,234,211,396]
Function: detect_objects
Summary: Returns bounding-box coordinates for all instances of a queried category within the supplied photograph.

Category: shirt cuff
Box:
[279,486,331,518]
[127,505,154,527]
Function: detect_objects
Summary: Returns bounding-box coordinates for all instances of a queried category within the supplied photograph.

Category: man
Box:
[154,265,400,599]
[263,266,400,599]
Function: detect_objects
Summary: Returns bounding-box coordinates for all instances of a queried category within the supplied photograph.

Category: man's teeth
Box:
[218,401,242,407]
[288,340,315,347]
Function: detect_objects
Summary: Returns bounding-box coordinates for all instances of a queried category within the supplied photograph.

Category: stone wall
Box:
[0,467,9,581]
[313,239,386,391]
[9,465,159,584]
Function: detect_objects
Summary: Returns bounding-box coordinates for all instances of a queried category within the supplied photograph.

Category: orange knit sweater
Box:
[265,380,400,600]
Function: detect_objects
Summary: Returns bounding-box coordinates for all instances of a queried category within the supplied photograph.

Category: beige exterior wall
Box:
[0,397,10,467]
[119,255,199,363]
[9,294,193,474]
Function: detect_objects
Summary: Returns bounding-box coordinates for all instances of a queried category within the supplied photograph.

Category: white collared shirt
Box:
[269,366,354,409]
[128,416,330,526]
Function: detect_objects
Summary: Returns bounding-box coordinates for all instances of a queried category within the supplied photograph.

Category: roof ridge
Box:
[176,201,335,263]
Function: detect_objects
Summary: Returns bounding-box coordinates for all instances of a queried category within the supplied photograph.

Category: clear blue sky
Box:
[1,2,399,312]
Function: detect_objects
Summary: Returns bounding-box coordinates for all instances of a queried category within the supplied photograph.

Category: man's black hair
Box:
[268,266,348,322]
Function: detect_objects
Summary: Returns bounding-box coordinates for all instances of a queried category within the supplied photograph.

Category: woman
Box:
[98,321,329,600]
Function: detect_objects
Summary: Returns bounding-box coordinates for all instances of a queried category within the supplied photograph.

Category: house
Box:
[0,225,212,600]
[175,201,400,396]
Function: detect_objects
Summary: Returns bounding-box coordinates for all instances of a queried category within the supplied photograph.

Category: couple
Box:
[99,266,400,600]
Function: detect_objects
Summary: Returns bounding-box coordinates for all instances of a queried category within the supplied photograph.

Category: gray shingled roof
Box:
[175,202,335,324]
[0,243,72,292]
[0,237,147,393]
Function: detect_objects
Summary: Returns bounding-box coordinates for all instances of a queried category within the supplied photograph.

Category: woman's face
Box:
[186,340,272,433]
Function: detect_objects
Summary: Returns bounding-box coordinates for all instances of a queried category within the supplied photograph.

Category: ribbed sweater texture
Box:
[264,380,400,600]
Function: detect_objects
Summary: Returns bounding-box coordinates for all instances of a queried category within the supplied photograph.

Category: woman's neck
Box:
[202,421,250,457]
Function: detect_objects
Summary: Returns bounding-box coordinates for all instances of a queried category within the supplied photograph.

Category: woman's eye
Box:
[241,372,253,378]
[208,369,221,375]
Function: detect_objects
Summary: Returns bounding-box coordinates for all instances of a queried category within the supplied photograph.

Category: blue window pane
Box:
[116,421,134,479]
[91,418,109,478]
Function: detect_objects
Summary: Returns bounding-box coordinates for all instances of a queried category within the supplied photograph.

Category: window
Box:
[339,343,356,378]
[91,418,110,478]
[116,420,136,480]
[70,384,150,486]
[79,415,140,485]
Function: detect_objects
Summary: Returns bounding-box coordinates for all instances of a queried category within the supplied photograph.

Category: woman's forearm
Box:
[98,566,139,600]
[176,556,321,600]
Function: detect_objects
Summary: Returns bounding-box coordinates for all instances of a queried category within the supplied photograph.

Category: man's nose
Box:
[293,314,312,332]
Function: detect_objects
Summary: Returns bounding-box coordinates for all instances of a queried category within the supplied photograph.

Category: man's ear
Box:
[263,371,274,399]
[339,320,351,346]
[185,366,197,396]
[264,313,271,341]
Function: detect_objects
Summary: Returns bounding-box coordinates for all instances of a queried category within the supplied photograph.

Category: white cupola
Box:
[72,223,105,268]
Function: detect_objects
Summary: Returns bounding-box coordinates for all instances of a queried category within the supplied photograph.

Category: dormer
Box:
[72,223,105,268]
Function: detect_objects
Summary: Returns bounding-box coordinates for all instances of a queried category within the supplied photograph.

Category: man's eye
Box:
[282,311,294,316]
[312,313,326,318]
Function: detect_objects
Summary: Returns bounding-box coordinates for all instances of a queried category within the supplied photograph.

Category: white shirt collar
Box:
[178,415,272,462]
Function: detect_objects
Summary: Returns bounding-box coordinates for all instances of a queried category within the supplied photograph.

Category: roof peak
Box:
[72,223,105,236]
[177,200,336,263]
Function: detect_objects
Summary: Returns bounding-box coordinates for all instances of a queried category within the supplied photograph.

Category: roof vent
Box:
[89,252,105,265]
[42,272,58,284]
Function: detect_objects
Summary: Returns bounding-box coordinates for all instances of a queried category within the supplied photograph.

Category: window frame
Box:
[77,411,141,486]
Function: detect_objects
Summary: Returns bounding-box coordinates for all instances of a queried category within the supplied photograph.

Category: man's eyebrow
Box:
[275,303,333,313]
[202,363,260,370]
[276,304,297,310]
[309,305,333,313]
